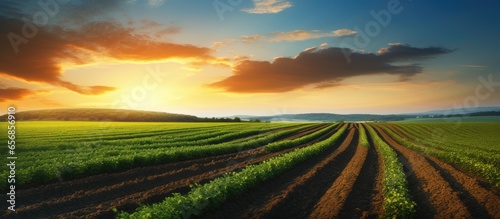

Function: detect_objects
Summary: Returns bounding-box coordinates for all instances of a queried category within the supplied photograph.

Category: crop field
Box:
[1,121,499,218]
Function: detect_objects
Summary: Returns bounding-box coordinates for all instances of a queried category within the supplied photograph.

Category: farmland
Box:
[1,121,499,218]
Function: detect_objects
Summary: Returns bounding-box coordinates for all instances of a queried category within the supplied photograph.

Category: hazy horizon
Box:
[2,105,500,119]
[1,0,499,116]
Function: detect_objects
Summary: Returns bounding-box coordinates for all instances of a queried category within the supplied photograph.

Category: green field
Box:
[2,121,499,218]
[0,121,307,189]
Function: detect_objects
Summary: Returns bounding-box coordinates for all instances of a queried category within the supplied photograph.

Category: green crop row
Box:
[395,123,498,153]
[264,123,339,152]
[365,125,415,218]
[358,124,369,147]
[11,122,238,144]
[392,123,500,165]
[0,123,310,190]
[16,124,300,164]
[117,124,348,219]
[377,124,500,187]
[0,123,293,170]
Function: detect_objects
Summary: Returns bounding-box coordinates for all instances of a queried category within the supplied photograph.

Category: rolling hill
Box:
[0,108,201,122]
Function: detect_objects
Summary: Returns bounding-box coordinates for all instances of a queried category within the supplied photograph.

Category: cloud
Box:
[0,2,217,96]
[271,30,326,42]
[376,43,452,61]
[210,44,452,93]
[241,35,264,43]
[127,0,166,7]
[55,0,129,25]
[243,0,292,14]
[0,87,36,102]
[232,55,253,63]
[148,0,165,7]
[128,19,181,37]
[63,21,212,61]
[332,29,357,37]
[240,29,357,43]
[270,29,357,41]
[212,29,356,50]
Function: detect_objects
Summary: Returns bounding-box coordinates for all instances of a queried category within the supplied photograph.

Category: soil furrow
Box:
[338,124,382,218]
[254,125,358,219]
[425,155,500,218]
[373,126,472,218]
[202,124,355,219]
[308,141,368,218]
[14,124,324,208]
[382,123,500,217]
[5,123,495,219]
[385,124,495,184]
[60,124,338,219]
[4,124,333,218]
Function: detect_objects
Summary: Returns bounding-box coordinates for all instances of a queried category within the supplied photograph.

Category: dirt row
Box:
[203,123,499,218]
[4,123,498,218]
[202,124,384,219]
[381,124,500,214]
[372,125,500,218]
[2,123,333,218]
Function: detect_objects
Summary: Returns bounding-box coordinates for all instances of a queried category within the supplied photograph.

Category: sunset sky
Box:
[1,0,499,117]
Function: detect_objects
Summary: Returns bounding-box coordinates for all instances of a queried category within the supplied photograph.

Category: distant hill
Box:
[237,113,410,122]
[3,107,499,123]
[415,106,500,115]
[0,108,201,122]
[401,116,500,122]
[235,109,500,122]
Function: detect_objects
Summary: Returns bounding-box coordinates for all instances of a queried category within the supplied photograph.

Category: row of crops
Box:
[117,122,498,218]
[1,121,498,218]
[366,125,416,217]
[374,123,500,187]
[0,122,313,189]
[117,124,349,218]
[117,123,425,218]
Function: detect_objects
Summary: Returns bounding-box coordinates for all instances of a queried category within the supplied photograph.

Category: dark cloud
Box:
[0,1,215,95]
[0,0,27,18]
[210,44,452,93]
[57,0,127,25]
[377,43,453,61]
[0,87,36,102]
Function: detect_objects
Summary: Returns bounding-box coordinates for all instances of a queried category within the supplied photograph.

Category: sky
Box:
[1,0,499,117]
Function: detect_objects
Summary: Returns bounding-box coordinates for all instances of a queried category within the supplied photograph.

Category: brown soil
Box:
[337,123,383,219]
[1,124,330,219]
[309,140,368,218]
[3,123,498,219]
[373,125,473,218]
[383,123,500,218]
[202,124,356,219]
[425,156,500,218]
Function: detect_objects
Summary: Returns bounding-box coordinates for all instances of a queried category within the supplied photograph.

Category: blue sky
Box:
[0,0,499,116]
[135,0,500,73]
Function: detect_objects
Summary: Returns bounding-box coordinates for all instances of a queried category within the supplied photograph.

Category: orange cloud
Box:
[271,29,356,42]
[271,30,325,42]
[210,44,452,93]
[241,35,264,43]
[332,29,357,37]
[235,29,357,44]
[0,13,215,96]
[243,0,293,14]
[0,87,36,102]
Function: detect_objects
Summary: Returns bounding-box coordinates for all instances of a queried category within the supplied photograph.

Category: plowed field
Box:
[2,122,498,218]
